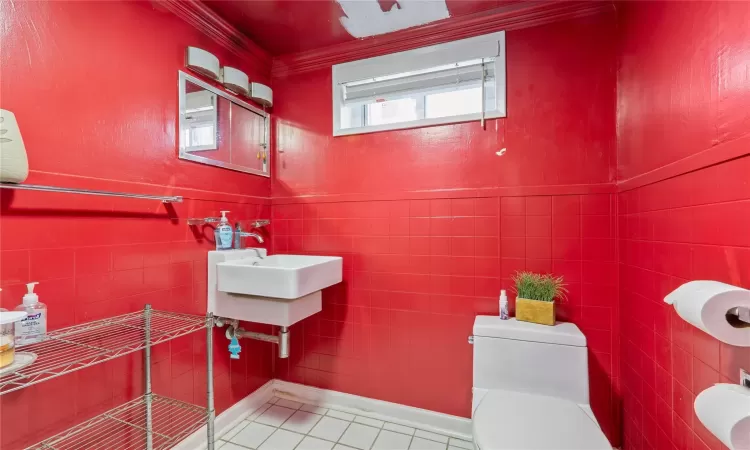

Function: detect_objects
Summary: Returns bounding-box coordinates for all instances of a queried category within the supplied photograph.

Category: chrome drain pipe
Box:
[216,318,290,359]
[278,328,289,358]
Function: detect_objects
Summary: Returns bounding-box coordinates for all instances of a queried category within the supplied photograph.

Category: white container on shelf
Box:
[0,310,27,369]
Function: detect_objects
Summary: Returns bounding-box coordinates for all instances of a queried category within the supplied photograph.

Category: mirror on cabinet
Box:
[178,71,269,176]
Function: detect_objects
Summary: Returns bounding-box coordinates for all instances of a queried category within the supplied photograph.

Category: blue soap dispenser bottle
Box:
[215,211,234,250]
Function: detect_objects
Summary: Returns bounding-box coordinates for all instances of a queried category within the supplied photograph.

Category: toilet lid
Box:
[473,390,611,450]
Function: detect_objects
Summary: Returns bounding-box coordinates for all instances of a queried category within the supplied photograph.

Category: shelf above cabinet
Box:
[0,309,209,395]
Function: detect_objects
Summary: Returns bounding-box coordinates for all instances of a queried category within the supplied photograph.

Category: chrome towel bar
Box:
[0,182,182,203]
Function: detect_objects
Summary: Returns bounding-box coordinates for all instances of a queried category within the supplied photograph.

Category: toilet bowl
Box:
[471,317,610,450]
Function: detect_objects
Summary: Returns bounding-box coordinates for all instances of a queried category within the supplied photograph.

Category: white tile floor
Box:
[214,397,473,450]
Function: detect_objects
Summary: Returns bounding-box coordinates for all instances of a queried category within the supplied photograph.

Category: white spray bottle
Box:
[499,289,509,320]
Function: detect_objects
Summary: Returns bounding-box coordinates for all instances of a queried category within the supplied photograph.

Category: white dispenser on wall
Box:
[14,282,47,345]
[0,109,30,183]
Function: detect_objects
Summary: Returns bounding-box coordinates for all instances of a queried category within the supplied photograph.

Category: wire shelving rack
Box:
[1,305,216,450]
[27,395,208,450]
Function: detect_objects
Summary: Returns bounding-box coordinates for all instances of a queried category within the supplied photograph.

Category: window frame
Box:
[332,31,506,136]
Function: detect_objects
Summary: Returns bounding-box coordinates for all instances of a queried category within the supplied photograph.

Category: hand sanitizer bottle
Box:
[14,282,47,345]
[214,211,234,250]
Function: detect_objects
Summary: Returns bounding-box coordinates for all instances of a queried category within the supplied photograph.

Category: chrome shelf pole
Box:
[206,312,215,450]
[145,305,153,450]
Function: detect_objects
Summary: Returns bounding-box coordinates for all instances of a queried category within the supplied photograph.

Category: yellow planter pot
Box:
[516,297,555,326]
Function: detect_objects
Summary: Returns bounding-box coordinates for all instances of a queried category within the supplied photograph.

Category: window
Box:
[333,31,505,136]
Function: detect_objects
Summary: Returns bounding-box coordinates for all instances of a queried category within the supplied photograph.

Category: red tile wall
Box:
[0,2,273,449]
[617,2,750,450]
[618,159,750,450]
[268,10,622,447]
[270,195,620,444]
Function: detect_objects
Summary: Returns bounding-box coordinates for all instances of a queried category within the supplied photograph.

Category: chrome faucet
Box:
[235,231,264,247]
[234,222,265,249]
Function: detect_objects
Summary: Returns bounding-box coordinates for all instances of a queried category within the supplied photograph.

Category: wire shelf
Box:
[0,309,209,395]
[27,394,208,450]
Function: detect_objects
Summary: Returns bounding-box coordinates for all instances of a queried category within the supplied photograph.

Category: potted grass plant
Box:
[512,272,567,326]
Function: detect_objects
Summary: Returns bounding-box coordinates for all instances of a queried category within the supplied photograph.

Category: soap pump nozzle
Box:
[219,211,230,224]
[23,282,39,306]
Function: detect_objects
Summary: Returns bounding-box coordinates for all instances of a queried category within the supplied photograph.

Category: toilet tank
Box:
[472,316,590,409]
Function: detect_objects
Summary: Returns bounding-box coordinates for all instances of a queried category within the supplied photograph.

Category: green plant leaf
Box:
[511,271,567,302]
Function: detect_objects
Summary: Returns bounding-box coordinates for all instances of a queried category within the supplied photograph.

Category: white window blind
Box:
[333,31,505,136]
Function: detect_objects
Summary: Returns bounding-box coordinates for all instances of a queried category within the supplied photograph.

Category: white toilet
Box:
[471,316,611,450]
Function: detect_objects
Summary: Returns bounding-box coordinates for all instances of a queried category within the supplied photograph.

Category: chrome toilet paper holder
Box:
[727,306,750,326]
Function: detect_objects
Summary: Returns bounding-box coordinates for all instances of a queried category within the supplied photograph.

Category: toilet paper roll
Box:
[664,280,750,347]
[694,384,750,450]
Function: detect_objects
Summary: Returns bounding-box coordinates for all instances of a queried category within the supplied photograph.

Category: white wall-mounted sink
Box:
[218,254,342,299]
[207,250,342,327]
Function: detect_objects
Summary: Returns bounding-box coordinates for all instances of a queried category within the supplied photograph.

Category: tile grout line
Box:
[287,425,306,450]
[371,427,384,450]
[336,421,354,447]
[271,403,309,450]
[222,401,467,450]
[406,434,414,450]
[287,409,325,450]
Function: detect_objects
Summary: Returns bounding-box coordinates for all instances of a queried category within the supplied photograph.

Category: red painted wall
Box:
[617,2,750,450]
[270,12,621,445]
[272,13,616,198]
[0,2,273,448]
[617,1,750,183]
[8,2,746,449]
